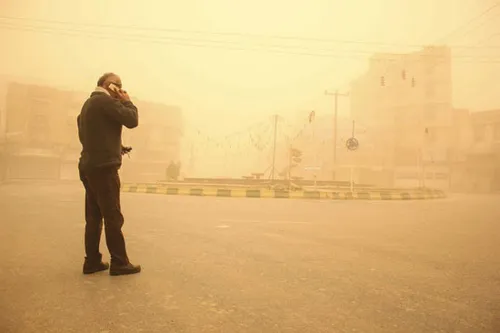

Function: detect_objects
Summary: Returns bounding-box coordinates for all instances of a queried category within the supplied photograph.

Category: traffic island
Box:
[121,183,446,200]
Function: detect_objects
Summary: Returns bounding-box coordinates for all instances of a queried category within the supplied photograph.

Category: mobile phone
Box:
[108,83,120,93]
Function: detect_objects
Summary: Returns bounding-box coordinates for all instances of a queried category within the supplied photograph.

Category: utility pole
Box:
[287,144,292,189]
[312,111,318,184]
[270,114,279,182]
[422,131,427,189]
[325,90,349,180]
[188,143,195,175]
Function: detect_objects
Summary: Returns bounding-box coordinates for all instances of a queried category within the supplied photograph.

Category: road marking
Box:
[219,219,308,225]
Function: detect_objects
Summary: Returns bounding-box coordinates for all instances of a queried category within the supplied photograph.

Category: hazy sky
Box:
[1,0,499,141]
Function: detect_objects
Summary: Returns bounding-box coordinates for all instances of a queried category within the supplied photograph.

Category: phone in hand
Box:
[108,83,120,94]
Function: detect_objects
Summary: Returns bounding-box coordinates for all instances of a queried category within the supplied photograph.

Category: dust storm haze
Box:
[0,0,499,182]
[1,1,500,333]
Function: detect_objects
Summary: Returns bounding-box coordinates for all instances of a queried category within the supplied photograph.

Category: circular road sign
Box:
[346,137,359,151]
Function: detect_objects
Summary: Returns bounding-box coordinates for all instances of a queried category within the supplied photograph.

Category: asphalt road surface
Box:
[0,180,499,333]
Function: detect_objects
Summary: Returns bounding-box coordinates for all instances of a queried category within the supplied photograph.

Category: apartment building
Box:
[350,46,459,189]
[3,82,183,182]
[4,82,75,179]
[459,109,500,192]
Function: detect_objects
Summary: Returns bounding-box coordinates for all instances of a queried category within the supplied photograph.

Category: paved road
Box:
[0,180,499,333]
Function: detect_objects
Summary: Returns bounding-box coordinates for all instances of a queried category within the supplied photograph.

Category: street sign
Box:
[290,148,303,166]
[346,137,359,151]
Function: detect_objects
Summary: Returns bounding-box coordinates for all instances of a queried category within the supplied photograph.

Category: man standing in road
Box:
[77,72,141,276]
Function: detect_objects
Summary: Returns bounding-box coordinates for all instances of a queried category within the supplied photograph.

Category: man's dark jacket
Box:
[77,91,138,173]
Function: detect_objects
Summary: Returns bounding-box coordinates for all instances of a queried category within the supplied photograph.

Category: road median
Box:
[121,183,446,200]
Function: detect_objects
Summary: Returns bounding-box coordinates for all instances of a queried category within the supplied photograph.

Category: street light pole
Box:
[325,90,349,180]
[270,114,279,182]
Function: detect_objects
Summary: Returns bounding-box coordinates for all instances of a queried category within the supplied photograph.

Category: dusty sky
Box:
[1,0,499,176]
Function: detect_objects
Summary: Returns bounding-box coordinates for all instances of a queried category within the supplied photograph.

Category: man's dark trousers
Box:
[81,166,129,266]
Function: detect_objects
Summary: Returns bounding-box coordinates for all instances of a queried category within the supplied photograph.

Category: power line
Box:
[191,118,271,146]
[369,2,500,86]
[2,21,500,62]
[420,3,500,78]
[450,10,500,44]
[1,20,395,56]
[370,2,500,76]
[435,2,500,43]
[2,15,500,50]
[0,22,369,60]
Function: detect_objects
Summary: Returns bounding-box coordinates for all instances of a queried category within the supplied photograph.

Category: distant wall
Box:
[0,147,6,183]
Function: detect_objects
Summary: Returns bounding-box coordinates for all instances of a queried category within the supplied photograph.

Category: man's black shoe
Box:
[83,261,110,275]
[110,263,141,276]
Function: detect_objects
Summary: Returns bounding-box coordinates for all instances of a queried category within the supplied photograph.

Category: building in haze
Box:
[121,100,183,182]
[350,45,461,189]
[0,80,7,182]
[457,109,500,192]
[3,82,79,179]
[2,82,183,182]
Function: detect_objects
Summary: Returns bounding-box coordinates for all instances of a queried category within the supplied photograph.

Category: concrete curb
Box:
[121,184,446,200]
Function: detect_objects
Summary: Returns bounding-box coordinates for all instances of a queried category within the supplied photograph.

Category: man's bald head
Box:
[97,72,122,89]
